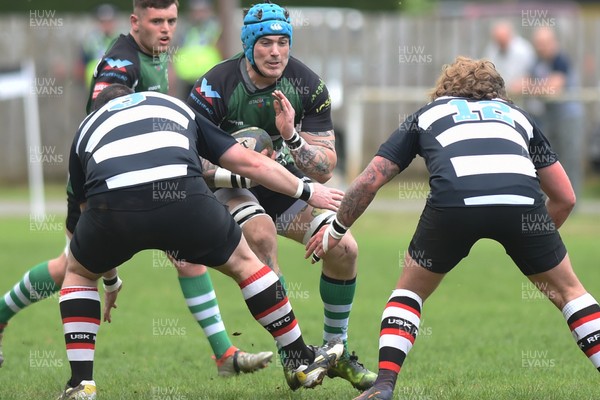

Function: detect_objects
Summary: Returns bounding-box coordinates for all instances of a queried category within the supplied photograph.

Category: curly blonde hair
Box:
[429,56,510,102]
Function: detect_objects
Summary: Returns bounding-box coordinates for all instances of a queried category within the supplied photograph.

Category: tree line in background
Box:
[2,0,426,14]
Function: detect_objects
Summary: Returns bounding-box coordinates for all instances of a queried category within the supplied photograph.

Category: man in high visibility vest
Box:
[78,4,120,89]
[173,0,223,98]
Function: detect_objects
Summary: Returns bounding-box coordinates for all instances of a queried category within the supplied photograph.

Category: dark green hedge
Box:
[0,0,403,14]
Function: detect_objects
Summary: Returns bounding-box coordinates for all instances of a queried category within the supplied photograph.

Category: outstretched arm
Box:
[305,156,400,261]
[338,156,400,226]
[218,144,343,212]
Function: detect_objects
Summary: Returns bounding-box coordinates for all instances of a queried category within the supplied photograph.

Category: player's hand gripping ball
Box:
[231,127,274,158]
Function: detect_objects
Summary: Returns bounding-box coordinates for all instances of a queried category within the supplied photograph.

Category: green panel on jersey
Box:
[138,52,169,93]
[220,77,303,166]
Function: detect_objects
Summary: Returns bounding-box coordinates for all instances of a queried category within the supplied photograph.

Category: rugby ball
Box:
[231,127,274,157]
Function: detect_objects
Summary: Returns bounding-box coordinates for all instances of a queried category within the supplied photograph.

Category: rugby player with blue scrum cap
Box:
[186,1,377,392]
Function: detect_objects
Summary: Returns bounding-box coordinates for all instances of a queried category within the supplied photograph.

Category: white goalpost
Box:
[0,59,45,217]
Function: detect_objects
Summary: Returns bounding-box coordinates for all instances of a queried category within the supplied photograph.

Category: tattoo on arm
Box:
[304,130,333,138]
[338,157,400,226]
[311,138,335,150]
[292,130,336,180]
[293,145,332,177]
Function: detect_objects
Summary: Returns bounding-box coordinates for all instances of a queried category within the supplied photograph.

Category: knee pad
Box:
[230,201,267,227]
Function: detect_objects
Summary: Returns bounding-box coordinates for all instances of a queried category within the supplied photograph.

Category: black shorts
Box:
[70,177,242,274]
[408,204,567,275]
[250,164,305,220]
[65,192,81,234]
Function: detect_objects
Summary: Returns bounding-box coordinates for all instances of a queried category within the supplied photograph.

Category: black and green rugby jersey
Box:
[68,33,169,232]
[186,53,333,166]
[86,33,169,113]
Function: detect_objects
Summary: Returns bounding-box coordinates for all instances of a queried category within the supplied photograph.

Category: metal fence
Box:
[1,4,599,182]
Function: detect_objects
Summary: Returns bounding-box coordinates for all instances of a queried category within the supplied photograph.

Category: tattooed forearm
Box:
[337,156,400,227]
[291,130,336,182]
[339,188,377,227]
[292,145,333,180]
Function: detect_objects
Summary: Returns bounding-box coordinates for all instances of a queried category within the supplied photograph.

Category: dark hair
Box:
[242,0,277,18]
[92,84,135,111]
[133,0,179,11]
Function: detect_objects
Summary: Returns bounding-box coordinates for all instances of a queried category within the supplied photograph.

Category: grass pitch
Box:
[0,194,599,399]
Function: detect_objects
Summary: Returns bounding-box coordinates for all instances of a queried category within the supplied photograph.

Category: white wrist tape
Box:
[214,167,252,188]
[103,276,122,293]
[285,129,305,150]
[322,228,330,253]
[292,179,313,201]
[293,179,304,198]
[329,216,349,240]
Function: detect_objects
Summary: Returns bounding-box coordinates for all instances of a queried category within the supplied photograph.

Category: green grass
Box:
[0,183,68,201]
[0,205,599,399]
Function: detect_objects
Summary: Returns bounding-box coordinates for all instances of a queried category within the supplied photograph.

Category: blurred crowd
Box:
[483,20,585,197]
[68,3,598,193]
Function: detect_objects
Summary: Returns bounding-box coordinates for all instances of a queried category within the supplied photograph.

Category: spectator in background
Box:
[524,26,585,198]
[483,20,535,95]
[76,4,120,89]
[173,0,223,98]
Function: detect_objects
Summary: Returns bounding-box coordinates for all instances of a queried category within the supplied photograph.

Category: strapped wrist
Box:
[329,216,349,240]
[214,167,252,188]
[285,129,305,151]
[103,276,122,293]
[293,179,313,201]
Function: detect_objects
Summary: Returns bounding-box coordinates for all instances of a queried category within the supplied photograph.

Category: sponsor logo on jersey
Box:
[248,97,267,108]
[103,58,133,72]
[270,23,283,31]
[196,78,221,106]
[92,82,111,99]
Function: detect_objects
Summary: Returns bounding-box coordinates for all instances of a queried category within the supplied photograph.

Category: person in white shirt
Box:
[483,20,535,94]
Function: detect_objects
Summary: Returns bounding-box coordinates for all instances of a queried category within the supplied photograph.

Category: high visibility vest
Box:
[83,33,118,89]
[173,20,222,84]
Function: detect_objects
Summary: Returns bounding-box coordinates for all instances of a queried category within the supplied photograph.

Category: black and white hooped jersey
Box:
[377,96,557,207]
[69,91,237,202]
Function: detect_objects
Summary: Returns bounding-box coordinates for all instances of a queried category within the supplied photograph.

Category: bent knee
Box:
[48,253,68,284]
[243,217,277,252]
[328,233,359,262]
[173,261,207,277]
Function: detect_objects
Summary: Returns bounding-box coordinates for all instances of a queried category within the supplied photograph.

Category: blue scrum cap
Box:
[241,2,292,65]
